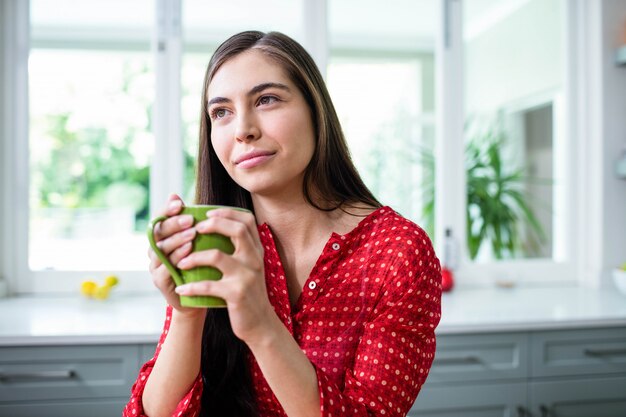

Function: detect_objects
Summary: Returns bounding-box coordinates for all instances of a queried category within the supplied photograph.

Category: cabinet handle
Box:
[584,348,626,357]
[436,355,481,365]
[0,370,76,381]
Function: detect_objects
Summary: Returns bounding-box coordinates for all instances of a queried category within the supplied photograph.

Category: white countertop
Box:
[0,286,625,346]
[0,295,167,346]
[439,286,626,334]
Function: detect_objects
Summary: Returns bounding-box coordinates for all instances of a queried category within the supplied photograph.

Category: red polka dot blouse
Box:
[124,206,442,417]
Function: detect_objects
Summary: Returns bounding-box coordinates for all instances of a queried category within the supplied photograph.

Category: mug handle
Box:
[147,215,185,287]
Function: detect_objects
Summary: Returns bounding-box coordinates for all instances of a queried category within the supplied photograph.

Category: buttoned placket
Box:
[293,235,347,318]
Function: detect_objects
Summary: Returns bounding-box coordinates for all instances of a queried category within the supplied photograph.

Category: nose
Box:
[234,111,260,143]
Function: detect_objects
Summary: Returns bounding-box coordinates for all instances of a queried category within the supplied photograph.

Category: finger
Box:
[195,216,261,262]
[152,195,186,240]
[158,227,196,256]
[174,279,222,298]
[148,248,162,272]
[177,248,242,276]
[174,276,237,302]
[152,264,185,308]
[153,213,195,241]
[205,208,261,243]
[151,262,175,291]
[163,194,184,216]
[169,241,193,266]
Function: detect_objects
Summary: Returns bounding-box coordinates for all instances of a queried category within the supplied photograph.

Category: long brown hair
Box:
[195,31,380,416]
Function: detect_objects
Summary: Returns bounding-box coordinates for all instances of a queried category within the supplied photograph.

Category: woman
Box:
[124,31,441,417]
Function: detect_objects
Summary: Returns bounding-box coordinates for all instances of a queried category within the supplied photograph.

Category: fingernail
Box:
[169,200,182,211]
[195,220,208,232]
[178,215,194,227]
[177,258,190,268]
[206,209,221,217]
[175,284,190,294]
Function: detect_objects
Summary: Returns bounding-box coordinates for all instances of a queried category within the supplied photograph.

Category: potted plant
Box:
[419,118,548,260]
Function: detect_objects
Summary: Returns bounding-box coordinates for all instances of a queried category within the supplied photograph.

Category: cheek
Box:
[210,131,232,168]
[271,112,316,152]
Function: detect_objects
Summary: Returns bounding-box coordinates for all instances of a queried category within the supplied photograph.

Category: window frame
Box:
[437,0,583,287]
[1,0,593,295]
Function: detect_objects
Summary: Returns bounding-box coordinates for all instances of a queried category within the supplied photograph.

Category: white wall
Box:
[465,0,563,113]
[600,0,626,285]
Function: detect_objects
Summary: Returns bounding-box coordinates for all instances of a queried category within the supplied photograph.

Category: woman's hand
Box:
[148,194,204,317]
[174,208,276,345]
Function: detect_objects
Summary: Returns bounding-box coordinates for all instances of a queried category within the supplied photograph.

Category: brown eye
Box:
[258,95,278,106]
[210,108,230,120]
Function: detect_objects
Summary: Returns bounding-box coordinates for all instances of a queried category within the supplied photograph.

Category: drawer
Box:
[411,382,527,417]
[0,397,128,417]
[428,333,529,384]
[531,327,626,378]
[0,345,139,402]
[530,376,626,415]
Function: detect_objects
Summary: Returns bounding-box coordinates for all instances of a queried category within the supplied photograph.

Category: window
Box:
[463,0,564,263]
[327,0,438,236]
[458,0,577,284]
[2,0,584,294]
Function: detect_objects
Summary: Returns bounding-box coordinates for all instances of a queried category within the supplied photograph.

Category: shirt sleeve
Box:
[123,305,204,417]
[315,232,442,417]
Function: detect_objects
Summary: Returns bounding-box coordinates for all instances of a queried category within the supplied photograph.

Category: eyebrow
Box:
[207,82,291,107]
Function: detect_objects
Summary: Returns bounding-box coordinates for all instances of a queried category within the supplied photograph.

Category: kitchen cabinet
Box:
[1,289,625,415]
[0,344,143,417]
[412,326,626,417]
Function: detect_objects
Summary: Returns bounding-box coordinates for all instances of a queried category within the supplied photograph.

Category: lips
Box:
[234,149,276,169]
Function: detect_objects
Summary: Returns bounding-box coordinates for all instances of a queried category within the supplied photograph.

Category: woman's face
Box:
[207,50,316,200]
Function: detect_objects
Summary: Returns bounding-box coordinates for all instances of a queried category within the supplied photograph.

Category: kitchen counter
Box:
[439,286,626,333]
[0,295,166,346]
[0,286,625,346]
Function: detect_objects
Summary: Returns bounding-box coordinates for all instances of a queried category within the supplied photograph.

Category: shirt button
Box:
[332,242,340,251]
[308,281,317,290]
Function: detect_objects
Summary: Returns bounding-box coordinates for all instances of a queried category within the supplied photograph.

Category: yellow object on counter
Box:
[93,285,111,300]
[104,275,119,287]
[80,280,98,297]
[80,275,119,300]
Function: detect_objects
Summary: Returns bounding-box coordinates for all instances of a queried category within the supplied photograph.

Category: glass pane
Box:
[327,0,438,238]
[181,0,305,203]
[330,0,437,47]
[463,0,563,261]
[31,0,153,31]
[183,0,304,44]
[29,4,155,271]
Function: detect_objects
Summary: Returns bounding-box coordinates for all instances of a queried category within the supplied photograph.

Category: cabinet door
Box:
[530,376,626,417]
[429,333,529,383]
[410,382,528,417]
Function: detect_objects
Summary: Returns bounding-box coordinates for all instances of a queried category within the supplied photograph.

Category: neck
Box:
[252,194,336,253]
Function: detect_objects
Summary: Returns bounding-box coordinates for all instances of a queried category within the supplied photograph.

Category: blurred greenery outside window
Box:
[29,0,155,271]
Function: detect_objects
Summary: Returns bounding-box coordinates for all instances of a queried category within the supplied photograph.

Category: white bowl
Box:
[613,269,626,295]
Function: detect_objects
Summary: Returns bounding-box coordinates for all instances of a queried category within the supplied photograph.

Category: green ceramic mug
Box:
[147,205,249,308]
